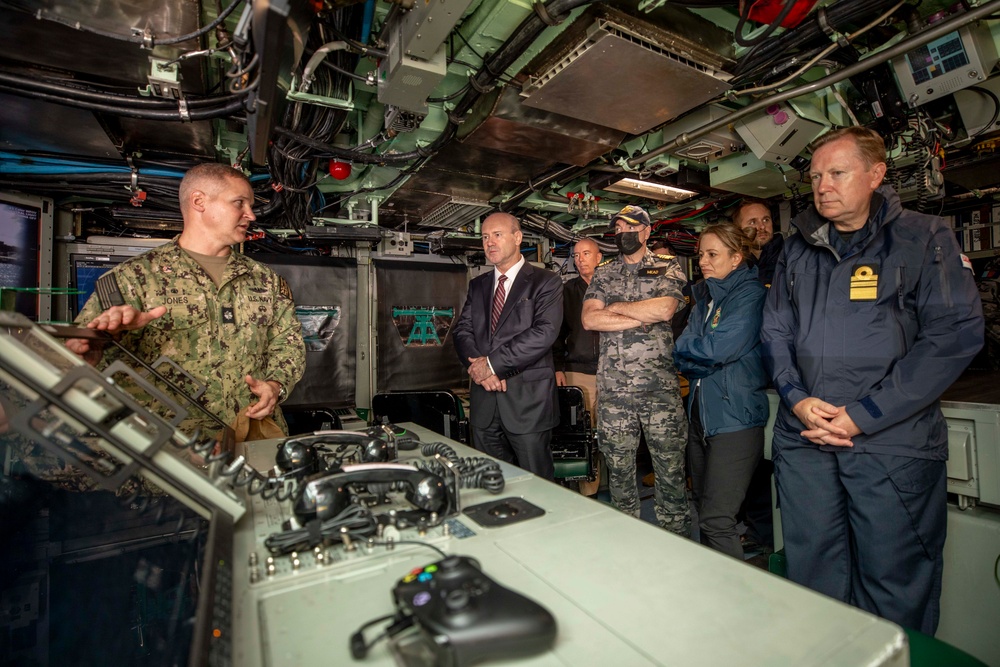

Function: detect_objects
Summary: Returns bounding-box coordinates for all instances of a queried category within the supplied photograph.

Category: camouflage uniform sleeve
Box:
[74,291,104,326]
[659,258,686,303]
[263,275,306,393]
[72,268,142,370]
[585,266,608,304]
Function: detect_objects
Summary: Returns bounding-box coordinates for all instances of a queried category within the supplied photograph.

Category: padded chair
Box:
[551,386,597,483]
[371,390,468,443]
[282,407,343,435]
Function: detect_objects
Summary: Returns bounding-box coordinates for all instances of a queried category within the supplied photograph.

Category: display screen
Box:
[906,31,970,84]
[0,198,43,319]
[69,254,132,318]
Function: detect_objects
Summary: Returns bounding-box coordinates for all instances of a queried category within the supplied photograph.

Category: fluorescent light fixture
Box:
[603,177,698,203]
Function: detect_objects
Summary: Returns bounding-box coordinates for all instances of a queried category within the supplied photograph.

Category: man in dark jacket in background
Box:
[731,197,782,552]
[761,126,984,634]
[554,237,602,494]
[554,237,602,404]
[733,197,783,287]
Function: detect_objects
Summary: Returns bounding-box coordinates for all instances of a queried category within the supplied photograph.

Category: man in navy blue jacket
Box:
[761,127,983,634]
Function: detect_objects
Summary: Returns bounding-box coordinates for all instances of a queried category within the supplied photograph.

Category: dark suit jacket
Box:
[453,261,563,434]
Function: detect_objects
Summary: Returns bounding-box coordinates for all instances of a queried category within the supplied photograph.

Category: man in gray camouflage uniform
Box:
[582,205,690,535]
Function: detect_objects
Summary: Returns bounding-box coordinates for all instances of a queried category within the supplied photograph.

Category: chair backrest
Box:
[552,385,595,481]
[283,407,343,435]
[371,390,467,443]
[555,385,589,433]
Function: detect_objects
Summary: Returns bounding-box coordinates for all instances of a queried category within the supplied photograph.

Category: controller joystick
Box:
[392,555,556,666]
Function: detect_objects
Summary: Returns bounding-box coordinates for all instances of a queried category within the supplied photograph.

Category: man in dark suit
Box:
[453,212,563,479]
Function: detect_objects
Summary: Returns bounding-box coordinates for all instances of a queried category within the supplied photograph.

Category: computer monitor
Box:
[0,192,54,320]
[69,253,136,318]
[0,312,245,665]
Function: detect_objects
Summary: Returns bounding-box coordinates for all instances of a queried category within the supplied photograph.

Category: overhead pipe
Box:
[0,83,247,121]
[361,0,376,45]
[498,164,586,212]
[627,0,1000,168]
[0,71,243,109]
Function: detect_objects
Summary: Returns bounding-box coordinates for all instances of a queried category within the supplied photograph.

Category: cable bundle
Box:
[732,0,902,86]
[264,503,378,555]
[413,442,506,495]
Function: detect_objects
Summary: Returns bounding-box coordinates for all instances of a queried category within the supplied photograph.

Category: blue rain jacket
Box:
[674,265,769,436]
[761,185,984,459]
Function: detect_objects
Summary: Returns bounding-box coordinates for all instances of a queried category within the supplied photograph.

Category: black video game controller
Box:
[392,555,557,667]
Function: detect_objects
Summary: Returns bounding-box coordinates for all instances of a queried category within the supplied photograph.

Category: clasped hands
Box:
[792,397,861,447]
[467,356,507,392]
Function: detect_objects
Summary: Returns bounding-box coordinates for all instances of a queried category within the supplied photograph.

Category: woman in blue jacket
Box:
[674,224,769,559]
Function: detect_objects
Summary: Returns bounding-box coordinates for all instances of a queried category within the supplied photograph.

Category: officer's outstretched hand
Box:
[65,305,167,365]
[87,305,167,333]
[244,374,281,420]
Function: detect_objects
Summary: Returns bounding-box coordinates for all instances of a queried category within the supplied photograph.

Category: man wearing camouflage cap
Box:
[582,205,690,535]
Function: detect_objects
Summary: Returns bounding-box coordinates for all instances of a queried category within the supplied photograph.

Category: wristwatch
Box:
[271,380,287,403]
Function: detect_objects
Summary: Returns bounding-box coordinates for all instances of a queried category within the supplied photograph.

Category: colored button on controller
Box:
[413,591,432,607]
[417,572,433,583]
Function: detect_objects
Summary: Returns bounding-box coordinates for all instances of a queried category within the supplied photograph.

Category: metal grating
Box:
[600,20,720,76]
[521,18,731,135]
[420,198,494,230]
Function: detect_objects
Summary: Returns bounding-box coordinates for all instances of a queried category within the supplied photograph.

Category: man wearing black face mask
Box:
[582,205,690,536]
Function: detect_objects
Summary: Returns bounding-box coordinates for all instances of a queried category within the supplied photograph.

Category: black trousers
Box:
[687,392,764,559]
[739,458,774,547]
[472,404,554,480]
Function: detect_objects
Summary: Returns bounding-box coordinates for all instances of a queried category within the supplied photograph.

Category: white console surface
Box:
[230,424,908,667]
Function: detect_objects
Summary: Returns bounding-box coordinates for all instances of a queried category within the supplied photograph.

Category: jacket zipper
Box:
[893,267,908,357]
[934,245,953,308]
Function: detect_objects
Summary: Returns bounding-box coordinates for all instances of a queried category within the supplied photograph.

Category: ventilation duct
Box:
[458,87,626,167]
[520,9,732,135]
[420,198,494,230]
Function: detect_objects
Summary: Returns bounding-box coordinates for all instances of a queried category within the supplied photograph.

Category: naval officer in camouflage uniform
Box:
[582,205,690,535]
[66,163,305,439]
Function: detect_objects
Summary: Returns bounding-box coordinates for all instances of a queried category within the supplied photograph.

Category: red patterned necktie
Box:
[490,274,507,335]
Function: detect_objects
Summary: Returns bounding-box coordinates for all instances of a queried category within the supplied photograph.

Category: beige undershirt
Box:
[182,248,230,287]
